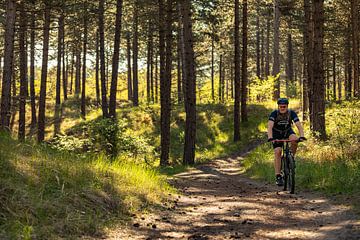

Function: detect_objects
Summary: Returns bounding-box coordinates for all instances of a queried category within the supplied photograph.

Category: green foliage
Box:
[249,75,277,102]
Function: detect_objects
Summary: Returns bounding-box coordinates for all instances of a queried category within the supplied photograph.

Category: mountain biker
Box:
[267,98,306,186]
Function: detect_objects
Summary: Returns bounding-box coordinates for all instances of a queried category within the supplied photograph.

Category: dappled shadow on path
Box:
[112,148,360,240]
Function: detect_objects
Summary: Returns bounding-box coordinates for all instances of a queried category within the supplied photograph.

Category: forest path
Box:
[108,144,360,240]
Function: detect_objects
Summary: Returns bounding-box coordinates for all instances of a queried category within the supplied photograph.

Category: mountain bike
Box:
[273,139,302,194]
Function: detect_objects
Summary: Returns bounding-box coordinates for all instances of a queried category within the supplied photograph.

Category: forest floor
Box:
[106,142,360,240]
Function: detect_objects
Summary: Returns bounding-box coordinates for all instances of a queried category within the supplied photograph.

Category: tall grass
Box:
[0,133,172,239]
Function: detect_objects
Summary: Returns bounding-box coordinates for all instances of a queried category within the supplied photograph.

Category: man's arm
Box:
[268,120,274,139]
[295,121,305,138]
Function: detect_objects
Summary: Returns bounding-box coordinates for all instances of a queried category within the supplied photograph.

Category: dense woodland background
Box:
[0,0,359,164]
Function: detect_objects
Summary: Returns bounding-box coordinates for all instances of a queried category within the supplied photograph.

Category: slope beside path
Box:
[107,144,360,240]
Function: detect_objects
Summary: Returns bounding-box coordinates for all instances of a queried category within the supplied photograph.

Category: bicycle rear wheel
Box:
[288,153,296,194]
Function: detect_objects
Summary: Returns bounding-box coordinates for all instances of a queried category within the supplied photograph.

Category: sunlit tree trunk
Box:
[56,13,64,105]
[126,32,133,102]
[241,0,248,122]
[30,4,37,129]
[81,8,88,118]
[234,0,241,141]
[99,0,108,117]
[351,0,359,97]
[132,1,139,106]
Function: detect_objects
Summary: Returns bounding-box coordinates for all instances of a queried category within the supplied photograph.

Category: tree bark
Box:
[265,11,270,78]
[312,0,326,139]
[146,21,153,104]
[287,33,294,97]
[95,30,100,104]
[211,33,215,101]
[181,0,196,165]
[30,3,37,129]
[234,0,241,141]
[75,47,81,96]
[56,13,64,105]
[219,53,223,102]
[260,29,265,79]
[99,0,108,117]
[132,2,139,106]
[177,10,183,104]
[304,0,313,121]
[81,7,88,118]
[62,18,68,101]
[256,15,260,79]
[351,0,359,97]
[37,2,51,142]
[241,0,248,122]
[18,1,27,140]
[109,0,123,118]
[333,54,336,101]
[126,32,133,102]
[0,0,16,130]
[272,0,280,99]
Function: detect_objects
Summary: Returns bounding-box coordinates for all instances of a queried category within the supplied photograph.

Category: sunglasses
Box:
[279,106,288,109]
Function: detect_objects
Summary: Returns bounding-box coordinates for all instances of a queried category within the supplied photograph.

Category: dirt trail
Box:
[108,145,360,240]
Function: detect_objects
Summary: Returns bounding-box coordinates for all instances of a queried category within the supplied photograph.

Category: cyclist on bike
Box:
[267,98,306,186]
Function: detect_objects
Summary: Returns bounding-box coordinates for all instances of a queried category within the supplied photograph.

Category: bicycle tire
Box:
[282,156,288,191]
[288,153,296,194]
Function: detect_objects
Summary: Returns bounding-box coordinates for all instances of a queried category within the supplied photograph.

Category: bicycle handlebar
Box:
[272,139,306,143]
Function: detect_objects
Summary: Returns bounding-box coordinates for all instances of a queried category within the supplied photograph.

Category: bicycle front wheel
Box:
[288,154,296,194]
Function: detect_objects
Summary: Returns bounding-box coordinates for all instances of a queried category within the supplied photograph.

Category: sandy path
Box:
[107,146,360,240]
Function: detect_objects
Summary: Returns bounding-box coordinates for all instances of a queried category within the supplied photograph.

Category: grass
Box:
[0,132,173,239]
[241,100,360,209]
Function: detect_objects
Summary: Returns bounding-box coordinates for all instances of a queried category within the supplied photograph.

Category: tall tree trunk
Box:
[18,1,27,140]
[99,0,108,117]
[312,0,326,139]
[234,0,241,141]
[287,33,294,97]
[333,53,336,101]
[260,29,265,79]
[351,0,359,97]
[75,48,81,96]
[211,33,215,101]
[241,0,248,122]
[126,32,133,101]
[265,11,270,78]
[132,2,139,106]
[256,15,260,78]
[181,0,196,165]
[155,54,159,103]
[177,10,183,104]
[95,30,100,104]
[30,3,37,129]
[0,0,16,130]
[109,0,123,118]
[345,25,352,100]
[62,22,68,101]
[272,0,281,99]
[56,13,64,105]
[146,21,153,104]
[304,0,313,122]
[81,8,88,118]
[37,2,51,142]
[219,54,223,102]
[160,0,173,166]
[70,50,74,94]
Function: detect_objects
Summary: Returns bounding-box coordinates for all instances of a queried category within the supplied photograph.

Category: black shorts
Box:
[272,128,296,149]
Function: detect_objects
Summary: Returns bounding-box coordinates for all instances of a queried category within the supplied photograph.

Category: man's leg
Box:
[289,134,298,156]
[274,147,282,175]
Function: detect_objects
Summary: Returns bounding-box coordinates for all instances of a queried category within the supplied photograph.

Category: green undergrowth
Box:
[0,133,173,239]
[242,100,360,208]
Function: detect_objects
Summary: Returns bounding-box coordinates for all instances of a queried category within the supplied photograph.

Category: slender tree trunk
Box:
[126,32,133,101]
[109,0,123,118]
[234,0,241,141]
[70,50,74,95]
[338,65,342,100]
[160,0,173,166]
[304,0,313,122]
[56,13,64,105]
[345,25,352,100]
[272,0,280,99]
[18,1,27,140]
[37,2,51,142]
[62,22,68,101]
[287,33,294,96]
[230,61,234,99]
[99,0,108,117]
[75,48,81,96]
[81,8,88,118]
[265,12,270,78]
[30,5,37,129]
[219,54,223,102]
[211,33,215,101]
[177,10,183,104]
[146,21,152,104]
[95,30,100,104]
[312,0,326,139]
[256,15,260,78]
[0,0,16,130]
[132,2,139,106]
[333,54,336,101]
[241,0,248,122]
[155,54,159,103]
[181,0,196,165]
[260,29,265,79]
[351,0,359,97]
